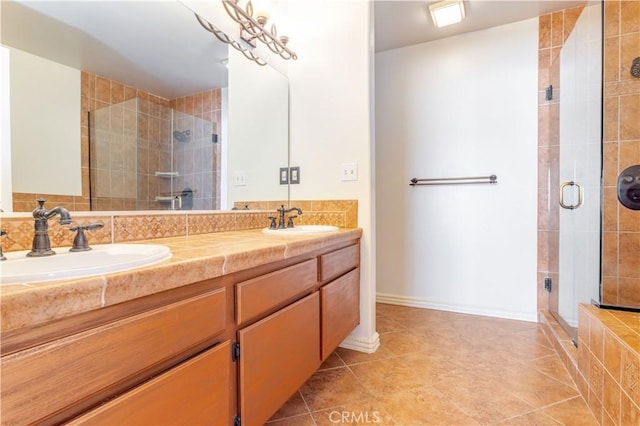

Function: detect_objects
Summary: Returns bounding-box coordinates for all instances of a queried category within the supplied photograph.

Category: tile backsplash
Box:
[0,200,358,253]
[233,200,358,229]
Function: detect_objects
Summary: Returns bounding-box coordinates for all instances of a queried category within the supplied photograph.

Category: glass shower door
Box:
[551,3,602,341]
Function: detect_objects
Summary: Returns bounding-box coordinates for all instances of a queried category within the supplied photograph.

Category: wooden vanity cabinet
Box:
[320,268,360,359]
[234,241,361,425]
[1,236,362,426]
[237,293,320,426]
[67,341,232,426]
[1,285,229,426]
[319,243,361,360]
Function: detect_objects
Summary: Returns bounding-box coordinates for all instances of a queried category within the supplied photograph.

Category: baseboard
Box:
[376,293,538,323]
[338,332,380,354]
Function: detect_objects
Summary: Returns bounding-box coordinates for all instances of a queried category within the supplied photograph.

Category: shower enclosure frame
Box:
[88,96,221,211]
[547,2,603,343]
[546,0,640,346]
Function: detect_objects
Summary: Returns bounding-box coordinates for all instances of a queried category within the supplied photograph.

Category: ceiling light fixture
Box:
[222,0,297,62]
[429,0,466,28]
[195,13,267,66]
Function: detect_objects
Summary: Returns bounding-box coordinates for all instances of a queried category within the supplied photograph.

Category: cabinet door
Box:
[68,341,232,426]
[321,268,360,360]
[238,293,320,426]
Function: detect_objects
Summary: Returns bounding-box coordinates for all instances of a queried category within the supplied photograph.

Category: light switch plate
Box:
[341,163,358,181]
[279,167,289,185]
[234,171,247,186]
[290,167,300,184]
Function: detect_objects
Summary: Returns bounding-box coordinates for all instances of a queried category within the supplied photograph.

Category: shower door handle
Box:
[559,181,584,210]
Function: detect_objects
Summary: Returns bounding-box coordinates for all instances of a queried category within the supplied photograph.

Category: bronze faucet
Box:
[27,199,72,257]
[277,205,303,229]
[0,230,6,260]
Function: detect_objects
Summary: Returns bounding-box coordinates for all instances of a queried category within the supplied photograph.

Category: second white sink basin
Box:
[0,244,172,284]
[262,225,339,235]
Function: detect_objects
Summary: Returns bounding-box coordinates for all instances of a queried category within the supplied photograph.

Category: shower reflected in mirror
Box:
[89,97,220,211]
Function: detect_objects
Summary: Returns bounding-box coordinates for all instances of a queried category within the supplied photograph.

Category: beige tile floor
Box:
[267,303,598,426]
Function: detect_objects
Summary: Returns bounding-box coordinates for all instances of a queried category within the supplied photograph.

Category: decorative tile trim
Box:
[1,200,359,253]
[187,214,236,235]
[234,199,359,229]
[2,210,267,253]
[113,214,187,242]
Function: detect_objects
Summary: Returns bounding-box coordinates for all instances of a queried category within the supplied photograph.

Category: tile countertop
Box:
[0,228,362,333]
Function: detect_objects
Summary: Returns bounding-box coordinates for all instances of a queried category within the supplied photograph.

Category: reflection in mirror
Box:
[0,0,289,212]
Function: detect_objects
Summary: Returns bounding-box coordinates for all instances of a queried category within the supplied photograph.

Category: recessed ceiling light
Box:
[429,0,466,28]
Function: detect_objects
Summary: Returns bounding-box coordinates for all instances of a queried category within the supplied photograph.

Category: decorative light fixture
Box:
[222,0,297,61]
[195,13,267,66]
[429,0,466,28]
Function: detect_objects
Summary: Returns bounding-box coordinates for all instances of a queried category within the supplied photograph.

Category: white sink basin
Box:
[262,225,339,235]
[0,244,172,284]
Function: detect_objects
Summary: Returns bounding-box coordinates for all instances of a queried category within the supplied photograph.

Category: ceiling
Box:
[1,1,229,98]
[1,0,590,96]
[374,0,587,53]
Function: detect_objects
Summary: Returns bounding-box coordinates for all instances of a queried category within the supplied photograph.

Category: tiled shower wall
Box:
[170,89,223,210]
[538,2,640,423]
[538,1,640,310]
[13,72,222,212]
[89,98,140,211]
[601,0,640,307]
[12,72,169,212]
[88,78,224,211]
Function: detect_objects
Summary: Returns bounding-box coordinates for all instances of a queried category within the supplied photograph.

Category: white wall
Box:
[9,48,81,196]
[376,19,539,321]
[227,47,289,205]
[287,1,378,352]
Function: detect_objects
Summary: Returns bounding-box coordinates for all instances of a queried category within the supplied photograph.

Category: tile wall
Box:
[540,305,640,424]
[0,200,358,253]
[170,89,223,210]
[12,72,171,212]
[578,304,640,424]
[601,0,640,307]
[233,200,359,229]
[12,73,223,212]
[538,2,640,424]
[89,98,140,211]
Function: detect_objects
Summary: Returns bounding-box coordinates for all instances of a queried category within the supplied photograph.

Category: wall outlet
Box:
[234,171,247,186]
[341,163,358,181]
[290,167,300,184]
[279,167,289,185]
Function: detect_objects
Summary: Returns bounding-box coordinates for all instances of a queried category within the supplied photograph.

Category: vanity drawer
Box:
[1,287,226,426]
[236,259,317,326]
[319,243,360,283]
[67,341,232,426]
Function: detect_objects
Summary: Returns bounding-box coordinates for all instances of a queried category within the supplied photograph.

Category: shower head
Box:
[173,129,190,142]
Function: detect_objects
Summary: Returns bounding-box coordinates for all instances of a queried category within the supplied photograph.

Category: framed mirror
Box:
[0,0,289,212]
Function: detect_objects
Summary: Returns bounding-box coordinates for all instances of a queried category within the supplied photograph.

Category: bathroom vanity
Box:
[0,229,362,426]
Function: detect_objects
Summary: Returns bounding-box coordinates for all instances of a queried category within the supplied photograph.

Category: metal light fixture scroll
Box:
[195,13,267,66]
[222,0,297,61]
